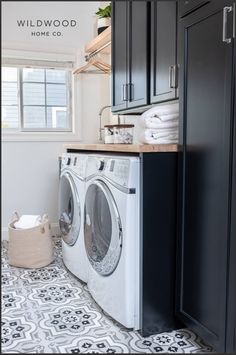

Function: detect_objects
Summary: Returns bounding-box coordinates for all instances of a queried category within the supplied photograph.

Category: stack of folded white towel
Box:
[139,103,179,144]
[14,215,42,229]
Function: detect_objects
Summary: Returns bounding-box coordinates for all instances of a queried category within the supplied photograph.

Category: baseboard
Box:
[51,223,60,237]
[1,228,8,241]
[1,223,60,241]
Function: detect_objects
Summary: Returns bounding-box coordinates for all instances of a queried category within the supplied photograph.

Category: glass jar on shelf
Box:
[104,124,115,144]
[113,124,134,144]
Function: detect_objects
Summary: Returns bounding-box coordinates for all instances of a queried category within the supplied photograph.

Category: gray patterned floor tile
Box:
[1,237,214,354]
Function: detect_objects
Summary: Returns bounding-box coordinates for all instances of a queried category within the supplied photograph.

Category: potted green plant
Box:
[96,3,111,35]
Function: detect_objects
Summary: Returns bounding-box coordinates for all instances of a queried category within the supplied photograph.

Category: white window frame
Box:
[2,51,81,142]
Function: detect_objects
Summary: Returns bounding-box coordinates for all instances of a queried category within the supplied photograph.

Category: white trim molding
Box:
[1,61,82,142]
[1,228,9,241]
[2,49,76,63]
[1,132,81,142]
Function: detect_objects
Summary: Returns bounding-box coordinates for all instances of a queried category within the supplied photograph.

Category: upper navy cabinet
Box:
[177,0,235,352]
[112,1,178,113]
[111,1,127,111]
[112,1,149,112]
[151,1,178,103]
[178,0,210,17]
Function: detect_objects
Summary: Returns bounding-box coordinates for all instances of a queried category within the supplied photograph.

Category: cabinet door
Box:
[179,0,210,17]
[127,1,149,109]
[151,1,177,104]
[112,1,128,112]
[177,1,235,352]
[141,153,180,336]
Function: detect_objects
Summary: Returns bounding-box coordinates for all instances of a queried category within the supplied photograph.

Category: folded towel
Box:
[14,215,42,229]
[139,128,178,144]
[140,115,179,129]
[142,103,179,119]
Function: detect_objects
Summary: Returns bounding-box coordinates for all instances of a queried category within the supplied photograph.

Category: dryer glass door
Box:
[84,180,122,276]
[59,172,81,246]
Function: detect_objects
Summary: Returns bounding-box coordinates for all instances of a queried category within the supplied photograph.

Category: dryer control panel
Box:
[86,155,140,189]
[105,159,130,182]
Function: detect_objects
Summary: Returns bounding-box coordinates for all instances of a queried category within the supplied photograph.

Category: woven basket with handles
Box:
[8,212,54,268]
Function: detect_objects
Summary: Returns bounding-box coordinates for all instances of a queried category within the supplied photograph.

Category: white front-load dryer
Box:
[59,153,88,283]
[84,154,141,329]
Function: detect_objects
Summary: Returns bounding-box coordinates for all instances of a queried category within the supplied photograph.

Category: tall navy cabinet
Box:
[177,0,235,352]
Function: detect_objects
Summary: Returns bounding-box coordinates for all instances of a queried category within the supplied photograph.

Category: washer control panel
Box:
[61,153,87,178]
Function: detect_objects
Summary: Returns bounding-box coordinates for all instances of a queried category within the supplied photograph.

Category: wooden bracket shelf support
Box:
[85,26,111,54]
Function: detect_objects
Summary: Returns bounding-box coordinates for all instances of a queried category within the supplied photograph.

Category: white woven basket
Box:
[8,212,54,268]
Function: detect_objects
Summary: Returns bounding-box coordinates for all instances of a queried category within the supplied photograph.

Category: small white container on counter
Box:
[113,124,134,144]
[104,125,115,144]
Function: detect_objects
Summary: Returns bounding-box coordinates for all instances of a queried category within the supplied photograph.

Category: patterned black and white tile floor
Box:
[1,237,214,354]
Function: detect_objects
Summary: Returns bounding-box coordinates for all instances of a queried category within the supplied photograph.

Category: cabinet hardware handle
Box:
[223,6,233,43]
[169,65,178,89]
[173,65,178,89]
[129,83,134,101]
[175,65,179,89]
[169,66,172,88]
[122,84,128,101]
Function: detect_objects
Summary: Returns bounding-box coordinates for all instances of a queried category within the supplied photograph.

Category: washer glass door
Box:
[59,171,81,246]
[84,180,122,276]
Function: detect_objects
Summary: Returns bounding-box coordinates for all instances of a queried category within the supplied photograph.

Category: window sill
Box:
[2,131,81,142]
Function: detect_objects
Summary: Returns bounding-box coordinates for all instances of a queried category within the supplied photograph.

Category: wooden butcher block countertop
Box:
[64,143,178,153]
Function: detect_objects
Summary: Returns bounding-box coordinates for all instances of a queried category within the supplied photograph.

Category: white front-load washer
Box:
[59,153,88,283]
[84,154,141,329]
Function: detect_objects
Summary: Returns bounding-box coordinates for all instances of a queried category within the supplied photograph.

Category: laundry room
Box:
[1,1,235,354]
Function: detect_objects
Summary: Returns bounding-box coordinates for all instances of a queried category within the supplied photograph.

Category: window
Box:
[1,66,72,132]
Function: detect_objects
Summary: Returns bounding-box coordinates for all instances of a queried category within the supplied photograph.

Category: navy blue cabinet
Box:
[177,0,235,352]
[151,1,178,103]
[112,1,149,112]
[112,1,178,113]
[111,1,127,112]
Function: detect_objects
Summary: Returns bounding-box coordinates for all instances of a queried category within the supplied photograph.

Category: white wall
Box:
[2,1,99,54]
[2,142,64,237]
[2,1,111,238]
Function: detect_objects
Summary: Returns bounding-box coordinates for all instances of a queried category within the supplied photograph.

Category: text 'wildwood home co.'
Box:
[16,19,79,37]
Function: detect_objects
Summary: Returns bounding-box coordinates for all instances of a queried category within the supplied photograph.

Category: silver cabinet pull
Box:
[223,6,233,43]
[169,65,178,89]
[129,83,134,101]
[122,84,128,101]
[169,66,173,88]
[175,65,179,89]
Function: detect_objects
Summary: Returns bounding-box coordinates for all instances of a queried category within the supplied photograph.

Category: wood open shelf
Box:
[85,26,111,54]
